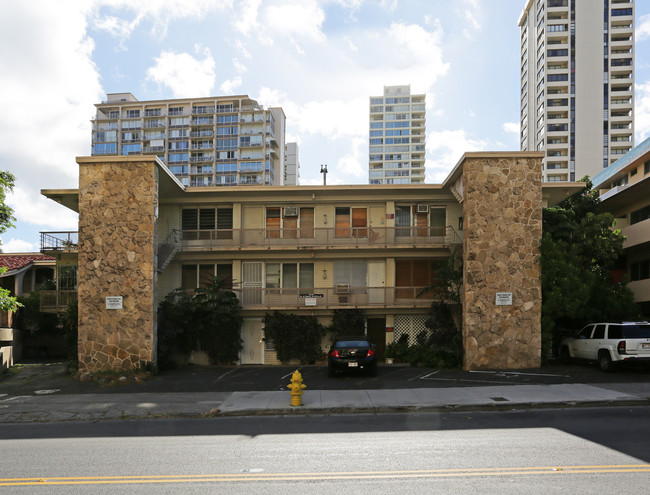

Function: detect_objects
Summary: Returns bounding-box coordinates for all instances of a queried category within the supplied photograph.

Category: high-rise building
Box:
[519,0,634,182]
[284,142,300,185]
[92,93,286,187]
[368,85,426,184]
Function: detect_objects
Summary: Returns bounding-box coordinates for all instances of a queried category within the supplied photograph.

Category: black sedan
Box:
[328,336,377,376]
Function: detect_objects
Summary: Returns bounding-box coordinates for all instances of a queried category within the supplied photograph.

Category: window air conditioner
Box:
[283,206,298,217]
[416,204,429,213]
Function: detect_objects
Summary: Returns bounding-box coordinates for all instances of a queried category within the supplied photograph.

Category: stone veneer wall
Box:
[77,157,158,371]
[461,154,543,369]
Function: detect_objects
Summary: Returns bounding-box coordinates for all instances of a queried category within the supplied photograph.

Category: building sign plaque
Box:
[106,296,123,310]
[495,292,513,306]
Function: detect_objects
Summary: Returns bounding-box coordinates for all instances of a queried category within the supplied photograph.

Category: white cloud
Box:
[146,46,216,97]
[233,58,248,73]
[335,137,367,180]
[1,238,38,254]
[635,80,650,142]
[503,122,519,134]
[234,0,262,37]
[263,1,326,43]
[0,1,101,248]
[426,129,488,183]
[220,76,243,94]
[6,187,79,231]
[638,14,650,42]
[92,0,232,41]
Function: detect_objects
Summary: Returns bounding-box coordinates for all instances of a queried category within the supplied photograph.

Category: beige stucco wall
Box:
[77,157,158,371]
[461,153,543,369]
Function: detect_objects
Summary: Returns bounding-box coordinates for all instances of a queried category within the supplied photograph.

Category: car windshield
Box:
[335,340,370,348]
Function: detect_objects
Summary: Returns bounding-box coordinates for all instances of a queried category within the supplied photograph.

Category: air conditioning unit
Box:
[416,204,429,213]
[283,206,298,217]
[335,284,350,294]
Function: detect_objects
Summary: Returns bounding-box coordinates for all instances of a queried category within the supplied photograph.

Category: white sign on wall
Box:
[495,292,513,306]
[106,296,123,310]
[304,297,317,307]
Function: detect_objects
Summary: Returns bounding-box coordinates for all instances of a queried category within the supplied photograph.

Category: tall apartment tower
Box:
[369,85,426,184]
[519,0,634,182]
[92,93,286,187]
[284,142,300,185]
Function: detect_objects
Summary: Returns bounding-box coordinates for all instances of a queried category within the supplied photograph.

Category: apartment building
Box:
[40,152,579,371]
[91,93,286,187]
[369,85,426,184]
[284,142,300,185]
[519,0,634,182]
[592,136,650,316]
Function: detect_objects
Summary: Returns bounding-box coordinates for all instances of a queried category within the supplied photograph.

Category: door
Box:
[240,318,264,364]
[367,261,385,304]
[241,262,262,305]
[367,318,386,361]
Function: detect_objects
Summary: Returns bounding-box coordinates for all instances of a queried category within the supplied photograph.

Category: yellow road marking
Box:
[1,465,648,486]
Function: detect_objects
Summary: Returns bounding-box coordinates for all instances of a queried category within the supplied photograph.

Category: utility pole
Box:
[320,164,328,186]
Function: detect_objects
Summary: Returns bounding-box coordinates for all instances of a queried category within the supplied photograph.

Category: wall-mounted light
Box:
[322,270,327,280]
[323,214,328,225]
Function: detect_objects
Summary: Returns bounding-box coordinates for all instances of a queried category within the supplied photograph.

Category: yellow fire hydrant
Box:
[288,370,306,407]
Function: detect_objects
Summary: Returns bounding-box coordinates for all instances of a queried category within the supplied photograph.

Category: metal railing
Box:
[232,286,438,309]
[40,232,78,252]
[180,225,463,251]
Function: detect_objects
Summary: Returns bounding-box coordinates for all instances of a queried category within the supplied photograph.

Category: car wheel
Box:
[598,351,613,372]
[559,346,571,364]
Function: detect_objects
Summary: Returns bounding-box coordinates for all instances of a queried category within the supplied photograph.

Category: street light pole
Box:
[320,164,328,186]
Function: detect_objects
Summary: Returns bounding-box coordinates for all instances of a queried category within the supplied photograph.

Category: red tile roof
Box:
[0,254,55,272]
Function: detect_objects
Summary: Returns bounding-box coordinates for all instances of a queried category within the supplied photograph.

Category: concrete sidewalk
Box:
[1,382,649,423]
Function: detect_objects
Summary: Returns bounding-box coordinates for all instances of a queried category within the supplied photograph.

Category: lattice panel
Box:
[394,314,429,345]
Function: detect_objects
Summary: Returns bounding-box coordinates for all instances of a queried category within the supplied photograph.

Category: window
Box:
[121,144,141,155]
[631,205,650,225]
[57,265,77,290]
[182,264,233,290]
[333,261,366,289]
[265,263,314,291]
[335,207,367,238]
[265,207,314,239]
[92,142,117,155]
[182,208,232,240]
[395,260,437,299]
[126,109,140,118]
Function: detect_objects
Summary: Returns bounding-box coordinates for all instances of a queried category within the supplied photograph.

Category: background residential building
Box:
[519,0,634,182]
[593,136,650,316]
[92,93,286,187]
[284,142,300,185]
[369,85,426,185]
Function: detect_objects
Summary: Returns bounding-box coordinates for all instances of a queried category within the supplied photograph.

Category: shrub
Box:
[263,311,325,364]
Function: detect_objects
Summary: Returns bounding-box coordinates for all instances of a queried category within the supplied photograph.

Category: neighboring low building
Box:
[40,153,581,372]
[592,136,650,316]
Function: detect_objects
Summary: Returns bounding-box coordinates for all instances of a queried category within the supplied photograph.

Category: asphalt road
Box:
[1,407,648,493]
[2,360,650,395]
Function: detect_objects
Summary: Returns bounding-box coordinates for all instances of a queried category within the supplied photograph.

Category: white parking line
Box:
[469,370,569,378]
[410,370,439,381]
[281,368,303,380]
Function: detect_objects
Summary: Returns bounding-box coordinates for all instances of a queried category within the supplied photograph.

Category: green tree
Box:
[541,178,639,358]
[328,309,365,340]
[0,171,21,312]
[157,278,243,367]
[263,311,325,364]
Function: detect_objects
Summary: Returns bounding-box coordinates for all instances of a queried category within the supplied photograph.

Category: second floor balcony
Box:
[40,232,78,253]
[180,225,463,251]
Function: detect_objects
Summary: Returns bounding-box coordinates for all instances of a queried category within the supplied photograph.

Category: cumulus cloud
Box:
[146,46,216,97]
[263,1,326,43]
[426,129,488,183]
[7,187,79,231]
[336,137,367,180]
[1,238,38,253]
[220,76,243,94]
[503,122,519,134]
[635,80,650,142]
[638,14,650,42]
[0,1,101,247]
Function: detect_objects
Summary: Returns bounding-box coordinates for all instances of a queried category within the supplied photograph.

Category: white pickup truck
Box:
[559,322,650,371]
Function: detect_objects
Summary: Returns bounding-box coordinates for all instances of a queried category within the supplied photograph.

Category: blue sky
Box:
[1,0,650,252]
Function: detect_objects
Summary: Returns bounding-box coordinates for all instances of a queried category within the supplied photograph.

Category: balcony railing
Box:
[40,290,77,312]
[233,286,438,309]
[40,232,78,253]
[179,225,462,251]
